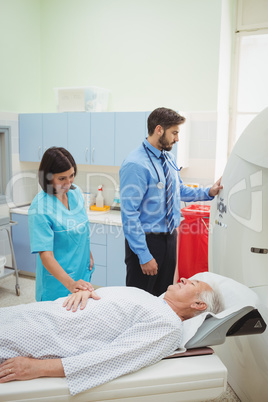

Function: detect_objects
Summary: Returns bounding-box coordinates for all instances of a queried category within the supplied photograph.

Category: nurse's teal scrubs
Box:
[28,186,95,301]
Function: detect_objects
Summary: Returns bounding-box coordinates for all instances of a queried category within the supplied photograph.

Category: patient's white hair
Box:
[197,282,224,315]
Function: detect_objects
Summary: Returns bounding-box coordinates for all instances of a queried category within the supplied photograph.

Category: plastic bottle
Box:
[111,185,121,211]
[96,185,104,208]
[83,192,91,211]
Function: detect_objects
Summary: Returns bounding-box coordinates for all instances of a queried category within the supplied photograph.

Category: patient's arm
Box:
[0,357,64,383]
[62,289,101,312]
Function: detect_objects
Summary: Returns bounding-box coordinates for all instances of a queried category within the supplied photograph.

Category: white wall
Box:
[40,0,223,113]
[179,111,217,188]
[0,0,41,113]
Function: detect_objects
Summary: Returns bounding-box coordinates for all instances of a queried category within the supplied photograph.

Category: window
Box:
[229,0,268,153]
[0,127,12,204]
[230,32,268,151]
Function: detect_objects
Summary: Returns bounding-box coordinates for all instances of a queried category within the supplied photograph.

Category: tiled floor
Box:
[0,273,241,401]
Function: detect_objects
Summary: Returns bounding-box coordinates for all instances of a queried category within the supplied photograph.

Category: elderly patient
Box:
[0,278,223,396]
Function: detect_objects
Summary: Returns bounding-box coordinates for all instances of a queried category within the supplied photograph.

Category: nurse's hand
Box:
[63,290,101,312]
[141,258,158,276]
[69,279,94,294]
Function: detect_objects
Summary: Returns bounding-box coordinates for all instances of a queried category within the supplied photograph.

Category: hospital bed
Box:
[0,272,266,402]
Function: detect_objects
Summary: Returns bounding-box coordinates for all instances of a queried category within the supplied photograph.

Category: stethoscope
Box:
[142,142,183,190]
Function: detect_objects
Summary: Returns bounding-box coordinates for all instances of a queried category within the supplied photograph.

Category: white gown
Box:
[0,287,182,396]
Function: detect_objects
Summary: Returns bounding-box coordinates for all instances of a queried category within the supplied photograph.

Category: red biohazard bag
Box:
[177,205,210,280]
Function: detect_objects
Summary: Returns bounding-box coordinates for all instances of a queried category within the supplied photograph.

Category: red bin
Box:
[177,204,210,280]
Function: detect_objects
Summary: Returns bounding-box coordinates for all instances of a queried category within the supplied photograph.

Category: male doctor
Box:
[120,107,222,296]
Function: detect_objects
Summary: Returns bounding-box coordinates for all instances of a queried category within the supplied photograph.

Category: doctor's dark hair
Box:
[38,147,77,194]
[147,107,186,135]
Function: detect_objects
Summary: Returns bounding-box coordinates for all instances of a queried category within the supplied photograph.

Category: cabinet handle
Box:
[38,146,41,160]
[91,147,95,164]
[85,147,89,162]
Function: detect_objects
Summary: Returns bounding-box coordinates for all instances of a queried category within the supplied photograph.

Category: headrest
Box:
[180,272,259,348]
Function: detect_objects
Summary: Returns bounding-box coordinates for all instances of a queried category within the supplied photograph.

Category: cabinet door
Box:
[11,213,37,273]
[91,112,115,165]
[67,113,91,164]
[90,223,107,287]
[91,264,107,287]
[43,113,68,151]
[114,112,147,166]
[106,227,125,286]
[19,114,43,162]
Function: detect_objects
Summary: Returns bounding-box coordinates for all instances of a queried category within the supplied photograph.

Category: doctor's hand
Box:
[209,177,223,197]
[63,289,101,312]
[141,258,158,276]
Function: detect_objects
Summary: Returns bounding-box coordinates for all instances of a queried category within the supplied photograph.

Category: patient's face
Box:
[165,278,212,304]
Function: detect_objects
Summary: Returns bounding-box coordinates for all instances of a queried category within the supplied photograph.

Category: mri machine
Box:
[1,109,267,401]
[209,106,268,402]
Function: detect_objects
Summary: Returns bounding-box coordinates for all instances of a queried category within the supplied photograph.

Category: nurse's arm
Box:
[39,251,94,293]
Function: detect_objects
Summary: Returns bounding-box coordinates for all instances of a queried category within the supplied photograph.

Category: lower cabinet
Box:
[11,213,37,274]
[90,223,125,287]
[11,213,126,286]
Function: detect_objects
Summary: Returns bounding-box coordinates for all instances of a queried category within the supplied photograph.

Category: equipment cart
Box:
[0,220,20,296]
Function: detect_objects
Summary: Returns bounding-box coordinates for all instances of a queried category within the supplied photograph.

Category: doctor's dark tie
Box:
[160,152,175,234]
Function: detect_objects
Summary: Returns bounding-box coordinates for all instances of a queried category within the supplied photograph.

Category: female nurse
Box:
[28,147,95,301]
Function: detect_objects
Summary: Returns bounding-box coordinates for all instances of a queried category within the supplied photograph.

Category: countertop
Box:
[9,205,122,227]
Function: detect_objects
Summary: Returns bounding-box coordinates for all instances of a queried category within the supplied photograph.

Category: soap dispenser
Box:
[96,185,104,208]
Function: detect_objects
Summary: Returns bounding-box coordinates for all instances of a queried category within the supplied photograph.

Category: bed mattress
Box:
[0,354,227,402]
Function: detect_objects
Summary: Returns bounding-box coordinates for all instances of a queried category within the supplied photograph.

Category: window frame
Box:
[0,126,12,205]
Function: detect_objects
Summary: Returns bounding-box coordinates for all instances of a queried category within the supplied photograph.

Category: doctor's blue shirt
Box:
[119,139,213,265]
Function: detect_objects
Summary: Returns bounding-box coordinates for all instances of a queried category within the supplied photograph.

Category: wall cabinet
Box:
[19,111,178,165]
[19,113,68,162]
[19,111,149,166]
[67,112,91,164]
[67,112,115,166]
[43,113,68,151]
[91,112,115,165]
[11,213,37,274]
[19,114,43,162]
[114,112,147,166]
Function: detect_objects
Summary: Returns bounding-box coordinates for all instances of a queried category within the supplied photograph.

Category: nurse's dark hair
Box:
[38,147,77,194]
[147,107,186,135]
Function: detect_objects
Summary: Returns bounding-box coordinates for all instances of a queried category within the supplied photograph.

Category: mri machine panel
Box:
[209,107,268,402]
